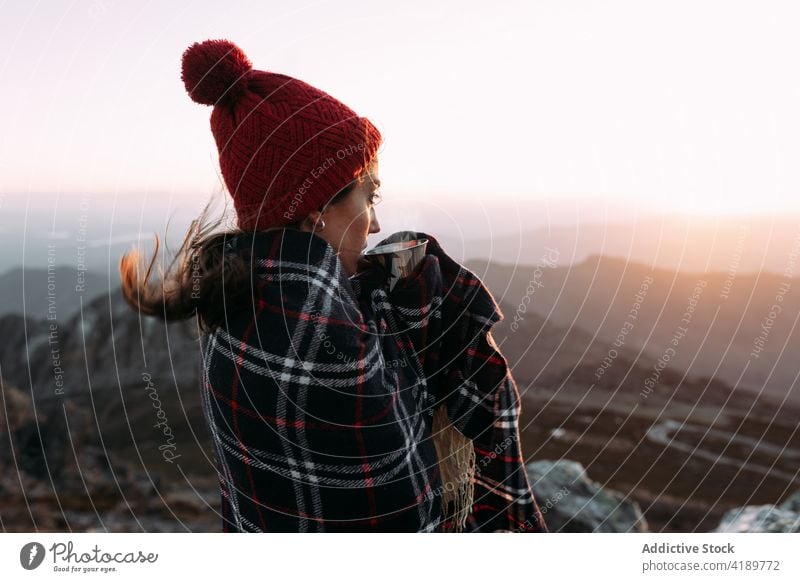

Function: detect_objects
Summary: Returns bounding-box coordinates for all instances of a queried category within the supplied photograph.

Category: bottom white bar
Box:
[1,533,798,581]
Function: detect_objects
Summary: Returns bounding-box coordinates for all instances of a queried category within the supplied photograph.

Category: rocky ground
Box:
[519,381,800,532]
[2,376,798,532]
[0,380,220,532]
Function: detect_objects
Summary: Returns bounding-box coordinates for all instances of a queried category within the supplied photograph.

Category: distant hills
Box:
[439,213,800,277]
[470,252,800,403]
[3,236,799,405]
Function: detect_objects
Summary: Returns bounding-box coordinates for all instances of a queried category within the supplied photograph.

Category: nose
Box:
[369,207,381,234]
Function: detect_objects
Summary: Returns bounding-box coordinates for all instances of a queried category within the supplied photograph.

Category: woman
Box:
[120,39,547,533]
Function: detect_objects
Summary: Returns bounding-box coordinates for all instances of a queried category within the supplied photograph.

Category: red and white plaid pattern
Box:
[200,227,548,532]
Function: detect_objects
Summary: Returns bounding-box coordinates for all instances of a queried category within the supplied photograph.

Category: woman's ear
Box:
[297,209,323,232]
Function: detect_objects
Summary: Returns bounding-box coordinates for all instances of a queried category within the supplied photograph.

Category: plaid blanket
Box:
[200,227,547,532]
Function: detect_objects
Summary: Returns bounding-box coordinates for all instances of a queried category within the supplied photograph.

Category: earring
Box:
[317,219,326,231]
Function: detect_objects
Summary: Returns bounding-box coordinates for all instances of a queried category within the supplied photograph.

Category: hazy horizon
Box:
[3,197,799,280]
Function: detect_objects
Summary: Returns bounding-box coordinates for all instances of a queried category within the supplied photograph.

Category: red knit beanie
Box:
[180,39,382,231]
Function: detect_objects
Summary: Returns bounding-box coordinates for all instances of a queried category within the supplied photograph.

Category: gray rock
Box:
[527,459,648,532]
[0,285,201,401]
[715,505,800,533]
[779,490,800,513]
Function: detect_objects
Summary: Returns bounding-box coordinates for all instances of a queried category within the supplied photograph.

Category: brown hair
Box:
[119,179,359,336]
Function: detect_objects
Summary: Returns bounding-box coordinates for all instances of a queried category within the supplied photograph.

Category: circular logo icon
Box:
[20,542,46,570]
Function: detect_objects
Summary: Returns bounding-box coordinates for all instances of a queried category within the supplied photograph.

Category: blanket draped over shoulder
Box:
[200,227,548,532]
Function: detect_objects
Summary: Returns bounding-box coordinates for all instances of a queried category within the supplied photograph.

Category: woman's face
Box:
[306,160,382,276]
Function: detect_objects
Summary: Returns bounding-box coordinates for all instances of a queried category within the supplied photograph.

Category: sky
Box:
[2,0,800,228]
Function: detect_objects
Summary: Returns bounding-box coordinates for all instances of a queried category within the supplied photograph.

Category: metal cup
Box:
[363,233,428,291]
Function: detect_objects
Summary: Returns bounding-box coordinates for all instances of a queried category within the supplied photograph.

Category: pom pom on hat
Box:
[181,39,252,106]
